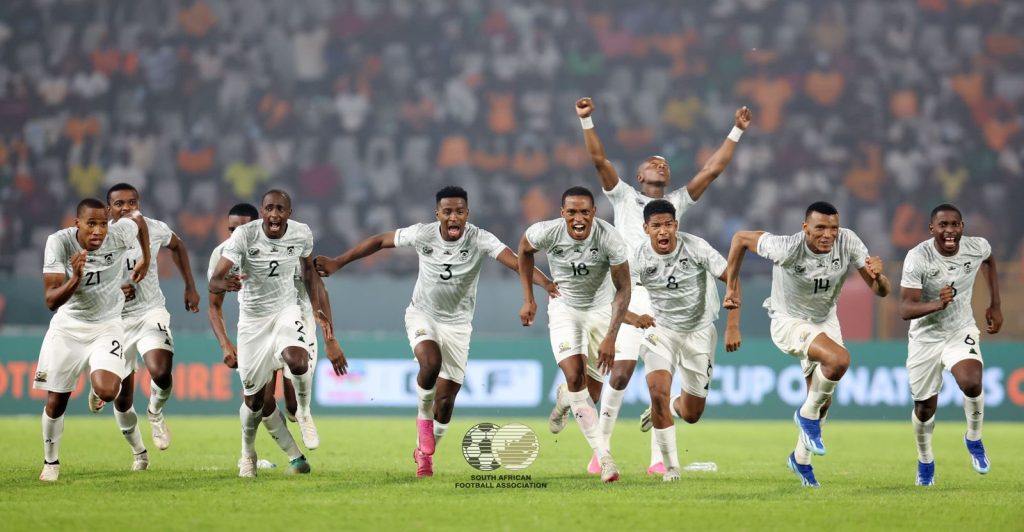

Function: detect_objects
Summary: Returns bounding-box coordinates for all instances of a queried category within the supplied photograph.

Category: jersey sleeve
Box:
[602,178,631,205]
[605,227,629,267]
[669,186,697,219]
[207,247,222,281]
[152,219,174,248]
[109,218,140,248]
[476,228,506,259]
[629,247,645,281]
[524,221,552,251]
[755,233,798,264]
[221,225,248,267]
[698,238,728,278]
[843,229,869,269]
[900,248,924,289]
[300,224,314,258]
[43,234,66,274]
[393,223,422,249]
[976,237,992,261]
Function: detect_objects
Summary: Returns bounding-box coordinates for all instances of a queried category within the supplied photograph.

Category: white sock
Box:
[42,412,64,463]
[556,385,572,413]
[434,421,448,446]
[114,407,146,454]
[794,412,826,465]
[799,365,838,420]
[653,427,680,470]
[598,386,625,451]
[912,411,935,464]
[567,389,608,459]
[650,432,662,466]
[239,403,262,458]
[291,367,313,416]
[415,384,436,420]
[964,392,984,441]
[262,407,303,460]
[149,381,172,414]
[670,394,682,419]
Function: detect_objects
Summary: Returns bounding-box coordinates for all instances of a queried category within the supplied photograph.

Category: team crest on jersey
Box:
[964,262,972,272]
[679,258,691,270]
[287,246,295,256]
[589,248,599,258]
[104,253,113,265]
[34,371,47,383]
[558,341,572,353]
[422,246,433,255]
[459,249,470,261]
[831,258,841,271]
[248,248,260,257]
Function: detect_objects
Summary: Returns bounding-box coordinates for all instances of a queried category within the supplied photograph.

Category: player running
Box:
[575,96,751,474]
[35,198,151,481]
[899,203,1001,486]
[518,186,631,483]
[208,190,347,477]
[628,200,740,481]
[315,186,557,477]
[86,183,200,454]
[723,201,891,487]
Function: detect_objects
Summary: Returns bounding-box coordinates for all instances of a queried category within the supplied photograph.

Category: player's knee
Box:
[820,348,850,380]
[680,410,702,424]
[609,372,630,390]
[434,395,455,419]
[286,356,309,376]
[565,373,586,391]
[958,380,983,398]
[146,351,173,386]
[244,392,265,413]
[914,403,935,422]
[94,383,120,403]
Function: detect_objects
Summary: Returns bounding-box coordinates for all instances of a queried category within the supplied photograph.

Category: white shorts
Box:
[614,284,651,362]
[122,307,175,371]
[547,298,612,383]
[33,314,131,393]
[283,310,318,380]
[405,306,472,384]
[770,314,844,376]
[907,326,984,402]
[640,324,717,398]
[237,304,307,396]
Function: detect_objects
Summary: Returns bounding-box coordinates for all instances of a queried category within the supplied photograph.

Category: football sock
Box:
[42,411,64,463]
[653,427,680,470]
[263,407,303,460]
[239,403,262,458]
[567,389,608,459]
[433,421,448,446]
[149,380,172,414]
[291,368,313,416]
[964,392,984,441]
[114,406,146,454]
[598,385,625,451]
[912,411,935,464]
[799,365,838,420]
[416,384,436,420]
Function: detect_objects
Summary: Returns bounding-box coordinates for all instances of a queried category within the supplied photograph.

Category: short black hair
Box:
[930,203,962,221]
[106,182,138,203]
[561,186,595,207]
[436,185,468,205]
[77,198,106,215]
[262,189,291,208]
[228,203,260,220]
[805,201,839,219]
[643,199,677,222]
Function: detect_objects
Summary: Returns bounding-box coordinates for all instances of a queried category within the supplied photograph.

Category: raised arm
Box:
[126,211,151,283]
[495,246,560,299]
[723,230,764,309]
[517,235,541,326]
[302,254,347,375]
[717,271,742,351]
[899,285,953,321]
[166,233,200,312]
[981,255,1002,334]
[576,97,621,192]
[43,251,86,311]
[315,231,396,277]
[685,106,752,201]
[857,256,891,298]
[206,289,237,368]
[598,262,632,373]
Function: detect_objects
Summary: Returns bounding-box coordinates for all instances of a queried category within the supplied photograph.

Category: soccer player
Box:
[315,186,557,477]
[575,96,752,474]
[86,183,200,453]
[518,186,631,483]
[208,190,347,477]
[899,204,1001,486]
[35,198,151,481]
[627,200,740,481]
[723,201,890,487]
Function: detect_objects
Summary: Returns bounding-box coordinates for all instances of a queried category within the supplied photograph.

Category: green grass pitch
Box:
[2,416,1021,531]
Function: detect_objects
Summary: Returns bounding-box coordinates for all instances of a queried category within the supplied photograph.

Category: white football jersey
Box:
[604,179,696,257]
[208,239,247,307]
[901,237,991,343]
[120,216,173,317]
[630,232,727,332]
[525,218,628,311]
[220,220,313,320]
[395,222,505,324]
[757,228,868,323]
[43,221,138,323]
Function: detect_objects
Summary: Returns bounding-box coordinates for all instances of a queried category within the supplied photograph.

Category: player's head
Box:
[261,189,292,239]
[227,203,259,233]
[643,200,678,254]
[75,198,109,251]
[636,155,671,189]
[929,203,964,255]
[106,183,139,221]
[802,201,840,253]
[435,186,469,242]
[560,186,596,241]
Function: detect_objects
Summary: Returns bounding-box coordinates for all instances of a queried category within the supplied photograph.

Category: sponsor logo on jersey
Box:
[34,371,47,383]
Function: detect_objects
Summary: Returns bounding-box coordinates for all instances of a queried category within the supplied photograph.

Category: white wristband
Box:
[727,126,744,142]
[580,116,594,130]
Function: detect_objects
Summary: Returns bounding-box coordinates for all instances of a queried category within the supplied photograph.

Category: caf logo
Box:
[928,268,940,278]
[645,266,657,275]
[462,422,539,471]
[422,246,434,255]
[248,249,260,257]
[794,265,806,273]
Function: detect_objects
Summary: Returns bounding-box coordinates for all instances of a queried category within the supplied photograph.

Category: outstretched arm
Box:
[303,254,347,375]
[982,255,1002,334]
[166,233,200,313]
[495,247,560,298]
[723,230,764,309]
[315,231,396,277]
[857,256,891,298]
[576,97,621,192]
[517,235,541,326]
[685,106,753,201]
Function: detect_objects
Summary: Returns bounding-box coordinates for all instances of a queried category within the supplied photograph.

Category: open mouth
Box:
[89,238,104,248]
[656,237,671,249]
[268,221,282,232]
[571,222,587,238]
[942,235,957,250]
[446,225,462,239]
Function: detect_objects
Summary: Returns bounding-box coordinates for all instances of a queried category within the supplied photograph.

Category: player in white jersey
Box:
[623,201,740,481]
[85,183,200,453]
[34,198,151,481]
[898,204,1001,486]
[518,186,631,483]
[723,201,890,487]
[315,186,557,477]
[209,190,348,478]
[575,97,752,475]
